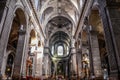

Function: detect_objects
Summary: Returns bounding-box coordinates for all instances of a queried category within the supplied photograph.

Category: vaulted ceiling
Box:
[39,0,83,57]
[40,0,80,28]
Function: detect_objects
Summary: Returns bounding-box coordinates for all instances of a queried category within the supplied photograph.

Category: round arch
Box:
[40,0,78,17]
[49,31,71,46]
[12,4,27,30]
[1,6,27,79]
[41,7,54,22]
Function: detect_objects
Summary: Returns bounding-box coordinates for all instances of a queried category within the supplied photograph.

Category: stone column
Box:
[98,1,120,79]
[12,30,26,79]
[32,53,37,77]
[89,31,102,78]
[47,57,51,77]
[43,47,50,78]
[39,56,43,78]
[63,61,66,78]
[36,53,43,78]
[53,60,58,77]
[71,53,77,79]
[71,39,77,78]
[76,49,82,78]
[107,4,120,76]
[67,60,70,79]
[71,48,77,75]
[21,29,30,79]
[65,61,68,78]
[48,59,51,77]
[84,18,95,78]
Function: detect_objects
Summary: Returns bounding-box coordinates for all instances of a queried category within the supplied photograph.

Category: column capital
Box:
[71,47,76,54]
[76,48,82,53]
[44,47,50,55]
[71,39,76,47]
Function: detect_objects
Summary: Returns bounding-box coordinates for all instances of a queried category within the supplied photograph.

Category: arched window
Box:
[67,46,69,54]
[35,0,39,9]
[80,0,83,7]
[57,45,63,56]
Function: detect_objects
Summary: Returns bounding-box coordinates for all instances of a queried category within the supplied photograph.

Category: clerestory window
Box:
[57,45,63,56]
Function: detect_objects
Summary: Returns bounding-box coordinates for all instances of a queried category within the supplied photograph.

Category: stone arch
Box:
[47,29,71,45]
[40,0,78,14]
[0,3,28,78]
[48,31,71,57]
[7,7,27,45]
[13,4,27,29]
[46,11,74,25]
[40,0,55,15]
[6,8,27,79]
[5,51,15,78]
[41,7,54,22]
